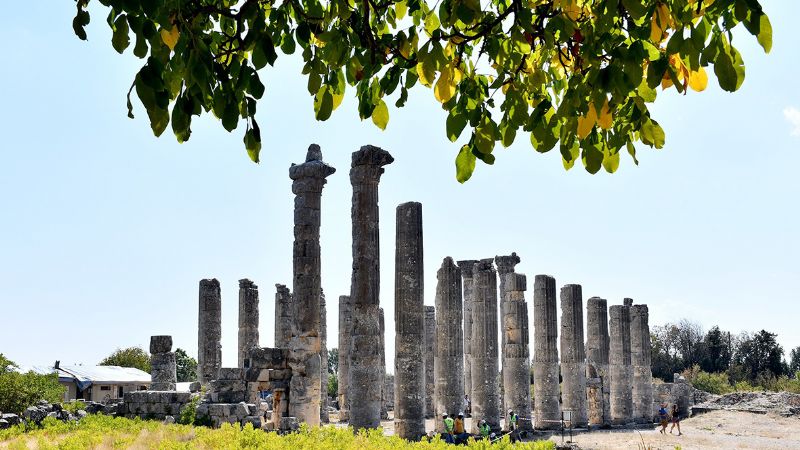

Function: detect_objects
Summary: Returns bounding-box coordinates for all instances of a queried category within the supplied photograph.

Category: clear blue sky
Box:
[1,2,798,371]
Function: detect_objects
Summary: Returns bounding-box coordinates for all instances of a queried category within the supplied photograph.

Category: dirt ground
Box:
[544,410,800,450]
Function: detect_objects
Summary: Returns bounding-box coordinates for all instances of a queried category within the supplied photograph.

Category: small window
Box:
[100,386,111,391]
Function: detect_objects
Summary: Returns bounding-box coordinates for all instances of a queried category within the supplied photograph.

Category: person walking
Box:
[463,394,471,417]
[507,409,519,442]
[442,413,455,443]
[670,404,682,435]
[658,403,669,434]
[454,413,467,444]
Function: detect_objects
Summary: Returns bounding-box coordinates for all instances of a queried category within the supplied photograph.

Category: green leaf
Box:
[474,117,497,154]
[280,34,296,55]
[372,99,389,130]
[756,14,772,53]
[640,119,665,149]
[314,86,334,121]
[73,9,90,40]
[581,142,603,174]
[714,44,745,92]
[112,14,130,54]
[602,149,620,173]
[446,110,467,142]
[561,140,579,170]
[222,101,240,131]
[627,142,639,165]
[244,123,262,163]
[620,0,646,20]
[500,122,516,148]
[424,12,440,36]
[455,144,476,183]
[253,35,278,69]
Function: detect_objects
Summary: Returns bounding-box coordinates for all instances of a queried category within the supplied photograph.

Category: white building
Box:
[21,363,151,402]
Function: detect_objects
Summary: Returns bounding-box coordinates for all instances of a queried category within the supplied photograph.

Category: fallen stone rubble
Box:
[0,399,123,429]
[692,391,800,417]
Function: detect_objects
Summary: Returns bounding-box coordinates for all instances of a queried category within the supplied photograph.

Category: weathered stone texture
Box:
[150,335,177,391]
[434,257,464,430]
[533,275,560,429]
[198,279,222,385]
[559,284,588,427]
[337,295,353,421]
[274,284,293,349]
[393,202,426,439]
[630,303,653,423]
[380,308,388,420]
[456,260,478,403]
[586,297,611,426]
[495,253,520,417]
[237,279,260,369]
[609,304,633,425]
[470,259,500,433]
[320,290,329,423]
[288,144,335,427]
[423,305,436,418]
[348,145,393,430]
[500,270,532,431]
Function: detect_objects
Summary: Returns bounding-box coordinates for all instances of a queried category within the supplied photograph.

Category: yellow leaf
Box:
[688,67,708,92]
[577,105,597,139]
[416,58,436,87]
[650,3,672,43]
[661,75,674,89]
[434,66,457,103]
[597,100,613,130]
[399,39,411,59]
[372,99,389,130]
[160,26,180,51]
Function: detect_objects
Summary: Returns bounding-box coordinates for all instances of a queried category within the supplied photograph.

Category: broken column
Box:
[150,335,177,391]
[393,202,425,439]
[434,257,464,429]
[198,279,221,385]
[424,305,436,418]
[348,145,393,430]
[320,290,329,423]
[586,297,611,426]
[630,302,653,424]
[380,308,388,420]
[560,284,588,428]
[609,303,633,425]
[470,259,500,433]
[457,259,478,404]
[274,284,293,349]
[337,295,353,421]
[495,253,520,417]
[288,144,336,427]
[500,269,532,431]
[237,279,260,368]
[533,275,560,429]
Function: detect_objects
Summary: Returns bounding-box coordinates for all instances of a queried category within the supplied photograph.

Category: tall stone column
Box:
[348,145,393,430]
[424,305,436,418]
[560,284,588,427]
[393,202,425,439]
[533,274,560,429]
[500,271,532,431]
[337,295,353,421]
[237,279,260,368]
[586,297,610,426]
[379,308,388,420]
[630,302,653,424]
[609,303,633,425]
[470,259,500,433]
[198,279,221,384]
[150,335,177,391]
[288,144,336,427]
[274,284,293,348]
[434,257,464,429]
[320,290,329,423]
[496,253,520,417]
[457,260,478,404]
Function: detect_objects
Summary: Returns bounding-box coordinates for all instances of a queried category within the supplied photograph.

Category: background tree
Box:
[99,347,151,373]
[0,354,64,414]
[72,0,771,181]
[175,348,198,382]
[732,330,785,382]
[700,325,732,373]
[328,348,338,375]
[789,346,800,378]
[327,372,338,398]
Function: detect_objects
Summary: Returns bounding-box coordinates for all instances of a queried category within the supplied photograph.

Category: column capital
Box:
[289,144,336,184]
[494,253,520,274]
[456,260,479,278]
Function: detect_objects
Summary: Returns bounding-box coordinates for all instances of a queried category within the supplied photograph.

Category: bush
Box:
[691,371,734,395]
[0,355,65,414]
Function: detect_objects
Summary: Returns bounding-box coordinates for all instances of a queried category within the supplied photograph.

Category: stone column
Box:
[150,335,177,391]
[533,275,560,429]
[434,257,464,430]
[424,305,436,418]
[457,259,478,404]
[237,279,260,368]
[393,202,425,439]
[500,271,532,431]
[337,295,353,421]
[609,303,633,425]
[288,144,336,427]
[379,308,388,420]
[630,302,653,424]
[274,284,293,348]
[560,284,587,428]
[495,253,520,418]
[320,290,329,423]
[348,145,394,430]
[470,259,500,433]
[586,297,610,426]
[198,279,221,384]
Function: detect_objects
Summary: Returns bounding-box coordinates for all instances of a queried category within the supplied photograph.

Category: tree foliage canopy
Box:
[99,346,152,373]
[0,354,65,414]
[73,0,770,180]
[175,348,198,382]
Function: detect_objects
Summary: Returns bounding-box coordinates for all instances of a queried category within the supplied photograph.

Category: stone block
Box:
[189,382,201,393]
[280,416,299,431]
[150,335,173,354]
[208,404,225,417]
[217,368,244,381]
[235,402,251,417]
[242,416,262,429]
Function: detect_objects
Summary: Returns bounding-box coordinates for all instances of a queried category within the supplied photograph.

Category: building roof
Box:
[17,364,151,390]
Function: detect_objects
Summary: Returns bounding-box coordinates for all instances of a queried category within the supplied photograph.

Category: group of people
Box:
[436,409,521,445]
[657,403,682,436]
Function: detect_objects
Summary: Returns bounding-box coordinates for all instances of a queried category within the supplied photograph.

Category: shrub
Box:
[691,371,734,395]
[0,355,64,414]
